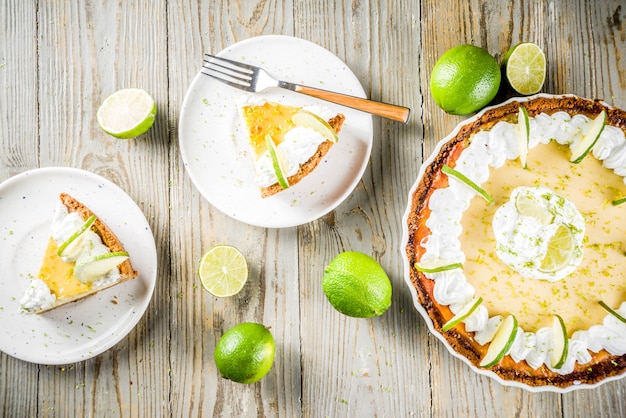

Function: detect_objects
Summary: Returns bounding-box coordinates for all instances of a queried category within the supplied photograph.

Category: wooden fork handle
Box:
[292,84,410,123]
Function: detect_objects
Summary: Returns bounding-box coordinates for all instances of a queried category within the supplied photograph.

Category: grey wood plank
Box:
[0,1,43,417]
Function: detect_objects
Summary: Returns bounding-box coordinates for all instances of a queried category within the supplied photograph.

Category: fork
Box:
[202,54,411,124]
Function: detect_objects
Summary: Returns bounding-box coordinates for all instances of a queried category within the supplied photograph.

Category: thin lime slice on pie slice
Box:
[442,297,483,332]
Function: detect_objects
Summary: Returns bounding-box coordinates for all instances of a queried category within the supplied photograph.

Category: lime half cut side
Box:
[503,42,546,95]
[198,245,248,297]
[97,88,157,139]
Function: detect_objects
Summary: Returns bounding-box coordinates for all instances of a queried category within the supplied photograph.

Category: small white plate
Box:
[0,167,157,365]
[179,35,373,228]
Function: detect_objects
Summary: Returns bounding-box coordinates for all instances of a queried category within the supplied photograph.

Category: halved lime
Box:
[551,314,568,369]
[292,110,338,143]
[96,88,157,139]
[198,245,248,297]
[442,165,493,203]
[265,135,290,189]
[502,42,546,95]
[480,314,518,368]
[570,110,606,164]
[539,225,576,273]
[515,191,554,225]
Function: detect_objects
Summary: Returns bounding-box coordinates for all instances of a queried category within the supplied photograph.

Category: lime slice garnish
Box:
[480,314,518,368]
[442,165,493,203]
[517,106,530,168]
[198,245,248,297]
[96,88,157,139]
[74,251,129,284]
[291,110,339,143]
[57,214,97,258]
[612,196,626,206]
[514,191,554,225]
[414,261,463,273]
[502,42,546,95]
[551,314,568,369]
[539,225,576,273]
[265,135,290,189]
[598,301,626,323]
[570,110,606,164]
[442,297,483,332]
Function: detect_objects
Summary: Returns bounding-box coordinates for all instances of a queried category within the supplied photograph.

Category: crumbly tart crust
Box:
[34,193,138,313]
[260,114,345,198]
[405,95,626,388]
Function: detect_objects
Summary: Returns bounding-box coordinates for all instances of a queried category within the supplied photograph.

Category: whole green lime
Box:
[430,44,501,115]
[214,322,275,384]
[322,251,392,318]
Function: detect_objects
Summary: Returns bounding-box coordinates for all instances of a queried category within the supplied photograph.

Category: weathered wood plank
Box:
[0,1,43,417]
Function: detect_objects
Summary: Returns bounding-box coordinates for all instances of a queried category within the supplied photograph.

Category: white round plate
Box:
[179,35,373,228]
[0,167,157,365]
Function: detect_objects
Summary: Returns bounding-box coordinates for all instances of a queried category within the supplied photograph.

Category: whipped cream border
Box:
[401,94,626,392]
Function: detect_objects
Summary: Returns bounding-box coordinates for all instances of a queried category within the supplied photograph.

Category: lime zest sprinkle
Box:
[442,165,493,203]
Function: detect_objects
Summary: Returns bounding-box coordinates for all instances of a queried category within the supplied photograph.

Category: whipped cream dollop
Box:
[420,109,626,374]
[492,186,585,282]
[238,96,336,188]
[20,202,121,312]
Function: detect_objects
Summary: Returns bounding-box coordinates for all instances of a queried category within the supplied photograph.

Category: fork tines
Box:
[201,54,254,90]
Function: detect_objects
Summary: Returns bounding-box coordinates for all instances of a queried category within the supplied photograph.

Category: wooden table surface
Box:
[2,1,625,416]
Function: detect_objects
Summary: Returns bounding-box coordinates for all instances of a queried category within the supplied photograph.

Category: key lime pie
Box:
[239,97,345,197]
[20,193,138,313]
[404,95,626,389]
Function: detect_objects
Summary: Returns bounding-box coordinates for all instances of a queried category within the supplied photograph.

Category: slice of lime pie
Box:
[20,193,138,313]
[239,97,345,197]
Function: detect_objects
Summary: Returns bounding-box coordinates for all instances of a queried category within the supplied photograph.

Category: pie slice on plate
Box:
[403,94,626,390]
[20,193,138,313]
[239,98,345,197]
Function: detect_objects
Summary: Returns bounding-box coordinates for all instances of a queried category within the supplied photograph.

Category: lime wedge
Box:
[414,261,463,273]
[57,214,97,258]
[442,165,493,203]
[442,297,483,332]
[517,106,530,168]
[570,110,606,163]
[291,110,338,143]
[551,314,568,369]
[502,42,546,95]
[74,251,129,284]
[598,301,626,323]
[198,245,248,297]
[265,135,290,189]
[514,191,554,225]
[612,197,626,206]
[96,88,157,139]
[480,314,518,368]
[539,225,576,273]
